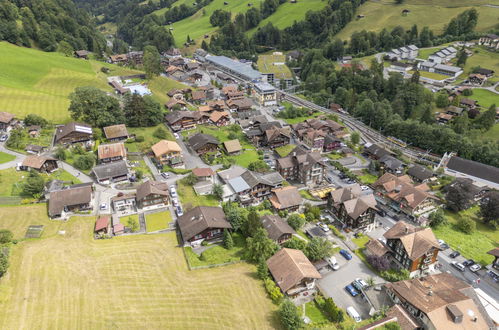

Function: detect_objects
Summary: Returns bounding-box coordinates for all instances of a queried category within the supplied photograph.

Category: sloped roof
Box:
[103,124,128,139]
[191,90,206,100]
[136,180,169,201]
[364,143,391,158]
[379,155,404,171]
[151,140,181,157]
[98,142,126,160]
[407,164,434,181]
[446,156,499,185]
[22,155,56,169]
[384,221,440,260]
[223,139,242,153]
[342,194,377,219]
[55,122,93,142]
[269,186,302,210]
[209,111,229,123]
[165,111,200,124]
[192,167,215,177]
[330,184,362,204]
[267,248,321,293]
[373,173,435,209]
[95,216,110,232]
[0,111,14,124]
[188,133,219,151]
[92,160,128,180]
[261,214,296,241]
[365,239,389,257]
[218,165,246,183]
[49,184,92,216]
[177,206,232,241]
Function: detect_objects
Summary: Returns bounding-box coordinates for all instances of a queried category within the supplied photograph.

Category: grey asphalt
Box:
[0,143,25,170]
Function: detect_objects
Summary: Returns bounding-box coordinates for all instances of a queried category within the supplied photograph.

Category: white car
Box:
[170,187,177,198]
[172,198,179,207]
[360,185,369,191]
[99,203,108,211]
[173,132,180,139]
[470,264,481,272]
[318,222,330,232]
[327,257,340,271]
[355,278,368,289]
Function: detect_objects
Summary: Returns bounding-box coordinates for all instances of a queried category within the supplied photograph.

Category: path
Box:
[0,144,26,170]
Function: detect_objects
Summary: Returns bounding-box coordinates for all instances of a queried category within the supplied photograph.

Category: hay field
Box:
[0,206,277,329]
[336,0,499,40]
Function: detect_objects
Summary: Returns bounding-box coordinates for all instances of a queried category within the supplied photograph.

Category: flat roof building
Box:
[206,55,262,81]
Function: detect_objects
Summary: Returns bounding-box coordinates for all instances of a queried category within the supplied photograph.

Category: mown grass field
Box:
[145,211,171,232]
[432,206,498,265]
[468,89,498,109]
[184,233,246,267]
[126,124,176,152]
[0,210,278,329]
[177,177,220,210]
[0,152,15,164]
[336,0,499,40]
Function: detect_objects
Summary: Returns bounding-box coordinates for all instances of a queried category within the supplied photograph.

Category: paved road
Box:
[0,143,26,170]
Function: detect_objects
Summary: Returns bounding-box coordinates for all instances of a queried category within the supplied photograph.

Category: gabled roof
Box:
[92,160,128,180]
[0,111,15,124]
[240,170,284,188]
[261,214,296,241]
[151,140,181,157]
[373,173,435,209]
[226,97,253,109]
[446,156,499,185]
[330,184,362,204]
[223,139,242,153]
[267,248,321,293]
[364,143,392,158]
[384,221,440,260]
[342,194,377,219]
[228,176,251,193]
[103,124,128,139]
[49,184,92,217]
[487,247,499,257]
[269,186,302,210]
[365,239,389,257]
[95,216,110,232]
[165,111,200,124]
[136,180,169,201]
[188,133,219,151]
[177,206,232,241]
[98,142,126,160]
[192,167,215,177]
[218,165,247,183]
[22,155,56,169]
[209,111,229,123]
[379,155,404,171]
[407,164,434,181]
[191,90,206,101]
[55,122,93,142]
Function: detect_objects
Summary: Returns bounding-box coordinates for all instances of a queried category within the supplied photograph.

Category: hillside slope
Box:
[0,42,186,122]
[336,0,499,40]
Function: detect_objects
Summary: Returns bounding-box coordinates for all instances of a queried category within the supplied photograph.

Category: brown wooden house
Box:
[188,133,219,155]
[21,155,58,173]
[165,111,203,131]
[54,122,93,145]
[97,142,127,163]
[177,206,232,244]
[261,214,296,245]
[136,180,170,210]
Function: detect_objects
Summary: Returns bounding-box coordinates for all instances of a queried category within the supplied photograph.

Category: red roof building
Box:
[95,216,110,234]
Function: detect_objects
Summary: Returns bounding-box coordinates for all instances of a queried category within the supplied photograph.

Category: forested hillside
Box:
[0,0,105,53]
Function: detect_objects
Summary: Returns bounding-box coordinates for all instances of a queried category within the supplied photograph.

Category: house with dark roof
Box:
[372,173,439,218]
[269,186,302,212]
[136,180,169,210]
[383,221,440,277]
[460,98,477,109]
[439,153,499,190]
[263,126,291,149]
[92,160,129,184]
[276,147,326,186]
[25,144,46,155]
[177,206,232,245]
[328,184,378,231]
[267,248,322,296]
[21,155,58,173]
[103,124,129,141]
[261,214,296,245]
[165,111,204,131]
[379,155,404,174]
[474,68,495,77]
[384,273,494,329]
[48,183,93,218]
[487,248,499,272]
[55,122,93,145]
[407,165,434,183]
[188,133,219,155]
[0,112,15,131]
[363,143,392,160]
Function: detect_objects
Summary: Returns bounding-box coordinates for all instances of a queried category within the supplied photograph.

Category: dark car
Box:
[449,251,460,258]
[440,243,450,250]
[376,209,386,217]
[462,259,475,267]
[345,284,359,297]
[340,249,352,260]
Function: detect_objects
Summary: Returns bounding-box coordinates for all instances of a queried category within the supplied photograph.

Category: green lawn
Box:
[358,172,378,185]
[148,75,192,106]
[299,190,320,201]
[409,70,448,81]
[432,206,498,265]
[352,235,370,250]
[145,211,171,232]
[0,152,15,164]
[467,89,498,109]
[126,125,176,152]
[177,177,220,210]
[7,127,54,154]
[256,54,293,79]
[481,123,499,141]
[48,169,82,184]
[462,46,499,80]
[327,153,344,160]
[304,301,329,324]
[184,232,245,267]
[120,214,140,232]
[336,0,498,40]
[281,112,321,124]
[275,144,296,157]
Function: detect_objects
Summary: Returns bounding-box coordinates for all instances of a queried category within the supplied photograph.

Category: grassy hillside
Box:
[0,42,187,123]
[167,0,328,45]
[336,0,499,40]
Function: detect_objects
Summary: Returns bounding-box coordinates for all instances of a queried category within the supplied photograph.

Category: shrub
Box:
[380,269,410,282]
[74,154,95,170]
[428,209,447,228]
[279,299,303,329]
[456,216,475,234]
[135,135,145,142]
[0,230,13,244]
[287,214,305,230]
[367,254,391,271]
[54,147,67,160]
[264,278,283,303]
[223,229,234,249]
[322,297,344,322]
[153,126,169,139]
[329,225,345,240]
[24,114,48,127]
[0,250,9,278]
[257,257,269,280]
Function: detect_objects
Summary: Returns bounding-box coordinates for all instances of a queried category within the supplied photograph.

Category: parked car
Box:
[327,257,339,271]
[173,132,180,139]
[352,279,368,291]
[451,261,465,272]
[346,307,362,323]
[470,264,482,272]
[325,176,333,184]
[318,222,330,232]
[172,198,179,207]
[449,251,460,258]
[462,259,475,267]
[0,134,7,142]
[376,209,386,217]
[99,203,108,211]
[161,172,170,179]
[175,206,183,217]
[360,185,369,191]
[345,284,359,297]
[340,249,352,260]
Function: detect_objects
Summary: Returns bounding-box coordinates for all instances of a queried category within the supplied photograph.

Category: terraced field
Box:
[336,0,499,40]
[0,208,277,329]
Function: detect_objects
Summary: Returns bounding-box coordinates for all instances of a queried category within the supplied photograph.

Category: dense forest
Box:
[0,0,105,53]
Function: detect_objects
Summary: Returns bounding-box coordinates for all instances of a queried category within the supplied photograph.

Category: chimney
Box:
[405,226,409,234]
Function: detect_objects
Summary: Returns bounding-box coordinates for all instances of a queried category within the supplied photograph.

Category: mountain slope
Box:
[335,0,499,40]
